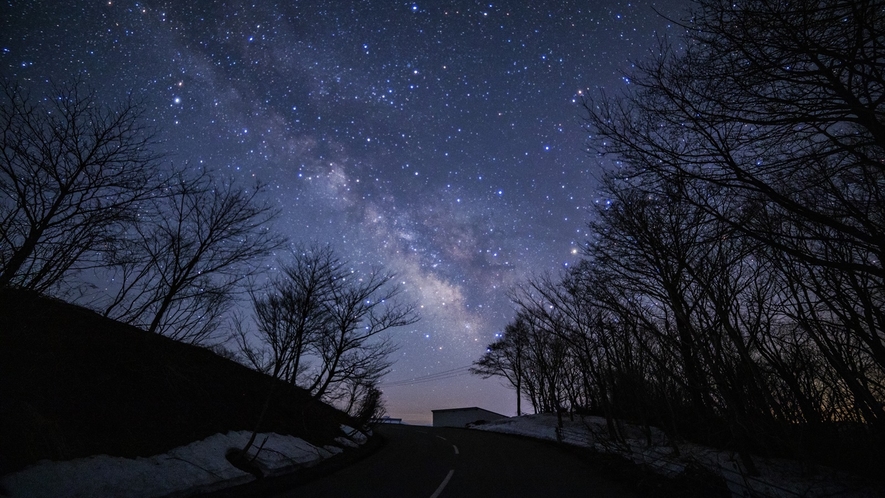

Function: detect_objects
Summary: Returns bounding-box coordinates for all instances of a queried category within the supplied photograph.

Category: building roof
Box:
[431,406,508,418]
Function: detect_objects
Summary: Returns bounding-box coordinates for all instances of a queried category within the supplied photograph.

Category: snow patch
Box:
[340,424,368,444]
[241,432,334,477]
[1,431,337,498]
[474,414,883,498]
[334,436,359,448]
[322,445,344,455]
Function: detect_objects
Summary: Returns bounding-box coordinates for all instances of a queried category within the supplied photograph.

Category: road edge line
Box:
[429,469,454,498]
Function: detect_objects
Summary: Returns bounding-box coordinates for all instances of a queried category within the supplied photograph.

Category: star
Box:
[3,0,683,425]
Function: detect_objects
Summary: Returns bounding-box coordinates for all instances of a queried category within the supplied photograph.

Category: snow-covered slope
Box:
[473,414,883,498]
[0,425,368,498]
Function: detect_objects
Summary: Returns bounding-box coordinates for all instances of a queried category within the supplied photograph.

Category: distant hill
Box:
[0,288,355,476]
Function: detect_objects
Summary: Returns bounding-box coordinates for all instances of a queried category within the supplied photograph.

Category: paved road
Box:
[274,424,638,498]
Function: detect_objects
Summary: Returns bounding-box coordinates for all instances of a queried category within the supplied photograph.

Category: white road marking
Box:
[452,445,459,455]
[430,469,455,498]
[436,435,447,441]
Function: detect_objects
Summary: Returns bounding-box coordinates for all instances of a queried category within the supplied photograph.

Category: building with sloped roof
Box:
[431,407,508,428]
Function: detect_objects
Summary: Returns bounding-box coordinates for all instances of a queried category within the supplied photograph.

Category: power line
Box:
[382,366,472,387]
[382,365,473,387]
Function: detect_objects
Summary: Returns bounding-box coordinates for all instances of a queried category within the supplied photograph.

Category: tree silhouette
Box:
[471,0,885,476]
[93,170,283,343]
[240,245,419,407]
[472,316,528,416]
[0,79,162,292]
[584,0,885,432]
[237,244,339,381]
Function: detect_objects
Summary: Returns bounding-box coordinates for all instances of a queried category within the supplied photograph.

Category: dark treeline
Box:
[0,79,413,419]
[0,79,284,344]
[474,0,885,475]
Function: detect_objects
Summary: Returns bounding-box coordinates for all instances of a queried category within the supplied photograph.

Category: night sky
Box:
[3,0,685,424]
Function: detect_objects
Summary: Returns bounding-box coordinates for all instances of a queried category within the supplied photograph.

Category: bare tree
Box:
[308,266,419,402]
[584,0,885,430]
[240,245,419,407]
[475,307,574,416]
[472,317,528,416]
[99,170,284,343]
[0,79,162,292]
[569,0,885,474]
[238,244,338,380]
[351,381,386,425]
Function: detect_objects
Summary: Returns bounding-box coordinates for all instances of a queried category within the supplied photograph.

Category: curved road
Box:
[274,424,638,498]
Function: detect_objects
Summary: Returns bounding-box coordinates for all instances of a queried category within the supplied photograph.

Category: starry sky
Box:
[3,0,685,424]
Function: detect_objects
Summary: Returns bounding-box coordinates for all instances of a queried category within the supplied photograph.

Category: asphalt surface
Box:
[273,424,638,498]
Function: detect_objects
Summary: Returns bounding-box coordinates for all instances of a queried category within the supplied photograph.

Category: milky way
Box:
[3,0,685,423]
